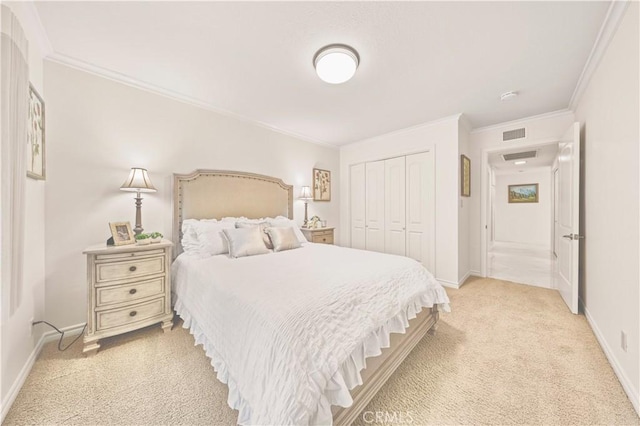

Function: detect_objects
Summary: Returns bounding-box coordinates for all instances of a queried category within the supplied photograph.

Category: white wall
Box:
[493,168,551,248]
[1,2,46,420]
[469,111,575,274]
[340,115,461,286]
[43,60,340,330]
[573,2,639,413]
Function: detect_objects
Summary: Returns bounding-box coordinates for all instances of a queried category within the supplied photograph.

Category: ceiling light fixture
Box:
[313,44,359,84]
[500,91,518,101]
[514,160,527,165]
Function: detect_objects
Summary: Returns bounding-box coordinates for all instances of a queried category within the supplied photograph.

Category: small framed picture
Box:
[508,183,539,203]
[313,168,331,201]
[461,155,470,197]
[27,83,46,180]
[109,222,135,246]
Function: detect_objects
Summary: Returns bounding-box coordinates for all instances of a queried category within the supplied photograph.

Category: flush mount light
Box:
[500,91,518,101]
[313,44,359,84]
[514,160,527,165]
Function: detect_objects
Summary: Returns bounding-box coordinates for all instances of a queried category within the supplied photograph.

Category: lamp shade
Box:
[120,168,157,193]
[299,186,312,200]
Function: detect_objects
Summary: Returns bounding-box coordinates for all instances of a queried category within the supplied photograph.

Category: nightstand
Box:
[82,240,174,355]
[301,227,334,245]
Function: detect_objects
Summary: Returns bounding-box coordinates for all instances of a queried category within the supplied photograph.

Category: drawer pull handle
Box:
[129,266,137,272]
[322,238,326,242]
[129,289,137,295]
[129,311,137,317]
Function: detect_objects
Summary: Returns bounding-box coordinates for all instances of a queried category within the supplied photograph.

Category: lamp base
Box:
[134,194,144,235]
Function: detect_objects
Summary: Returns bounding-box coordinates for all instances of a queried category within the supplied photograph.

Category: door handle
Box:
[563,234,585,240]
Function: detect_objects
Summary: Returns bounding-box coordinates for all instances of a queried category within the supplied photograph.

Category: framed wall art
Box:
[109,222,135,246]
[461,155,470,197]
[27,83,45,180]
[313,168,331,201]
[508,183,539,203]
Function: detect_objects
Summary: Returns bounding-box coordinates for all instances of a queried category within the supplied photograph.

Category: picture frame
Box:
[109,222,136,246]
[508,183,539,203]
[461,155,470,197]
[27,83,46,180]
[313,168,331,201]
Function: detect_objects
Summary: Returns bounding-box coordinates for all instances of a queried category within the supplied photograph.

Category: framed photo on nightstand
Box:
[109,221,135,246]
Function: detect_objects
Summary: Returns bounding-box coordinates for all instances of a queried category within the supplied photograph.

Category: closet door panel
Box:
[365,160,385,253]
[405,151,435,272]
[384,157,406,256]
[350,163,366,250]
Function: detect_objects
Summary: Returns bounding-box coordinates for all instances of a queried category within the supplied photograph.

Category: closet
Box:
[349,151,435,271]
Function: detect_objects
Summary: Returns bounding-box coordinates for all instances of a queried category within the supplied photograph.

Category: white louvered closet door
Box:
[365,160,385,253]
[384,157,406,256]
[350,163,366,250]
[405,152,435,271]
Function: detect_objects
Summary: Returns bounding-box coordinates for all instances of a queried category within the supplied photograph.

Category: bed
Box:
[171,170,450,425]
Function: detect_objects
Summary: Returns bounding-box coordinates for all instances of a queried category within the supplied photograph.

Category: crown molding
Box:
[568,0,631,110]
[45,52,338,149]
[470,109,573,134]
[341,113,463,148]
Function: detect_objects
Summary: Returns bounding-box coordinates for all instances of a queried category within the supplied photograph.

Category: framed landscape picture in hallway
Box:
[508,183,539,203]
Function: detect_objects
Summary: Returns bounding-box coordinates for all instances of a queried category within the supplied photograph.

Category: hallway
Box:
[488,241,558,288]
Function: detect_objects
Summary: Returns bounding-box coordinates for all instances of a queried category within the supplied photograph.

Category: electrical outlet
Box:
[621,331,627,352]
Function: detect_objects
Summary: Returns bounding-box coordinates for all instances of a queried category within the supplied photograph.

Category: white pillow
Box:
[236,221,272,249]
[193,220,236,256]
[181,219,201,253]
[265,227,301,252]
[222,227,271,258]
[267,216,307,244]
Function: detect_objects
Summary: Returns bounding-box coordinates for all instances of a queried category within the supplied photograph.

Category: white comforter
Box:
[172,243,450,425]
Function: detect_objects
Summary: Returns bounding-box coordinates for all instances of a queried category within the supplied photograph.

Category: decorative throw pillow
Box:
[222,227,271,258]
[266,216,308,244]
[235,221,273,249]
[265,227,302,253]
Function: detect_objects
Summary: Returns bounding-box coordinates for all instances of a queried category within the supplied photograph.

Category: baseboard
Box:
[469,270,482,277]
[0,335,45,423]
[458,270,471,287]
[437,279,459,289]
[0,322,85,423]
[581,298,640,416]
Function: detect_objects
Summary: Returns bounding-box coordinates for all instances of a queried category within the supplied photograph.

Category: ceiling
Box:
[34,1,610,146]
[489,143,559,172]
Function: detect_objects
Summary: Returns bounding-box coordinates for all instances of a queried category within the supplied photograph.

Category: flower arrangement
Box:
[150,232,163,243]
[309,216,321,229]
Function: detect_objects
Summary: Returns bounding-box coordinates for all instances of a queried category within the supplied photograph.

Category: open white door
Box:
[557,122,581,314]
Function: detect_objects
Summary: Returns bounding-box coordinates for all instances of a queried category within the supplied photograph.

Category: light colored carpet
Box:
[4,277,638,425]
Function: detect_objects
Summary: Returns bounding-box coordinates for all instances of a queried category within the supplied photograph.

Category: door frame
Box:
[480,138,560,277]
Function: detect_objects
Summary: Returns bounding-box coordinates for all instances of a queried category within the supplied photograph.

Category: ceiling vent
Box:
[502,127,526,141]
[502,150,537,161]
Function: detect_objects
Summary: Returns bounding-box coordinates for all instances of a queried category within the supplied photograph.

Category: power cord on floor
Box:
[32,321,87,351]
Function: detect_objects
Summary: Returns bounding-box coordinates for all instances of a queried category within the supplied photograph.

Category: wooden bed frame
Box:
[173,169,439,425]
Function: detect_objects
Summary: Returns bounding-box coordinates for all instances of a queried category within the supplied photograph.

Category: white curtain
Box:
[1,5,29,318]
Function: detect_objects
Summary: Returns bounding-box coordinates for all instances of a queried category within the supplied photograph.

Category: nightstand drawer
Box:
[96,256,164,284]
[96,298,165,331]
[312,234,334,244]
[96,277,164,307]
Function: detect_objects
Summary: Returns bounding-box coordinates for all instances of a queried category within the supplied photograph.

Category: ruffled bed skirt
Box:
[174,287,450,425]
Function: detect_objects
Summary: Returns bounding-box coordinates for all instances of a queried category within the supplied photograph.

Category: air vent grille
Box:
[503,128,526,141]
[502,151,537,161]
